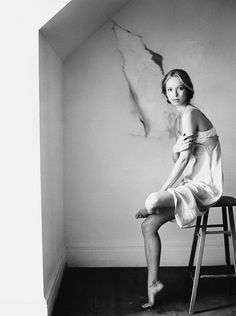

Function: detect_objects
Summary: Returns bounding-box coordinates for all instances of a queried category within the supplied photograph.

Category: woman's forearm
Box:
[172,150,179,162]
[160,155,189,191]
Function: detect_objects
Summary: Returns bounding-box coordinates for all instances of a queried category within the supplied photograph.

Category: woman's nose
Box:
[174,89,178,97]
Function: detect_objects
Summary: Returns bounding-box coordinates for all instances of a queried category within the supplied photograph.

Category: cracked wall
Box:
[113,22,176,138]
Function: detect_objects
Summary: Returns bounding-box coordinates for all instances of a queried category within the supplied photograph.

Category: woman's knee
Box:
[145,191,174,212]
[145,192,162,212]
[141,216,161,235]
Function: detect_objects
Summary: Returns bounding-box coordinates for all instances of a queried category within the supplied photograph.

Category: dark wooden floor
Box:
[52,266,236,316]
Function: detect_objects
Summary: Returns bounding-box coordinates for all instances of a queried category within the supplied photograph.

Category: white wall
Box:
[0,1,70,315]
[39,33,65,313]
[63,0,236,267]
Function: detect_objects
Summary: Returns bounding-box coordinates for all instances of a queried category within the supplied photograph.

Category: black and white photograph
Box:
[2,0,236,315]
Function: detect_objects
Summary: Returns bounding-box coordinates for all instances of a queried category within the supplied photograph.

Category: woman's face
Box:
[165,76,187,106]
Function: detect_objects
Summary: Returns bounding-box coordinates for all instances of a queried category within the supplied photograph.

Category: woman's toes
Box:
[140,302,154,310]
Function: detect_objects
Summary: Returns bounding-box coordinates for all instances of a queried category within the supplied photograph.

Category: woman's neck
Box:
[176,103,196,116]
[176,104,188,116]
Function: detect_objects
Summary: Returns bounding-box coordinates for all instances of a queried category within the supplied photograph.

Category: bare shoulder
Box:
[183,105,212,131]
[183,106,200,118]
[182,106,199,124]
[181,106,199,134]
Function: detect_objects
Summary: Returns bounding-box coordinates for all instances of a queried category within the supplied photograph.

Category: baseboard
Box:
[66,238,230,267]
[45,252,66,316]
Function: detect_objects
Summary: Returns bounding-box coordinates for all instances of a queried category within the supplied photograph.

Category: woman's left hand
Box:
[173,134,194,153]
[135,208,149,219]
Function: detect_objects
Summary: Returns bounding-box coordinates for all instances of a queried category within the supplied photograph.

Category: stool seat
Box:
[213,195,236,207]
[188,195,236,314]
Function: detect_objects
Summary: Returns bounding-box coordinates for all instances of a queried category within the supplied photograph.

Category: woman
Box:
[135,69,223,309]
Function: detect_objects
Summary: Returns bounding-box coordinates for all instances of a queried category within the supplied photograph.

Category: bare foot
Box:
[135,208,149,219]
[141,281,164,309]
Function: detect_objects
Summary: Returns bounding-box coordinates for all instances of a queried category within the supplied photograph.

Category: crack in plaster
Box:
[112,21,176,138]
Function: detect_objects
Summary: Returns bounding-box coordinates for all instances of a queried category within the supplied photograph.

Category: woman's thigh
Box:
[145,191,175,211]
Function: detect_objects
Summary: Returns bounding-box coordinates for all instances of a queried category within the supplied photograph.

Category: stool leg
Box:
[222,206,231,266]
[189,212,208,315]
[228,206,236,276]
[189,216,201,271]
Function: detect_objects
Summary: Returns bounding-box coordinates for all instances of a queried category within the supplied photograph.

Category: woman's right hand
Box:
[135,208,149,219]
[173,134,194,153]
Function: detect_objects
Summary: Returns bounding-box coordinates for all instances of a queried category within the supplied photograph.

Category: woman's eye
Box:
[179,86,184,90]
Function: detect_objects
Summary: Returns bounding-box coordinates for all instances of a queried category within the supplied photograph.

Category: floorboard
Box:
[52,266,236,316]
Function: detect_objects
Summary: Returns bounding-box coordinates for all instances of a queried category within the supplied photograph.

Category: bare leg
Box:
[137,191,175,308]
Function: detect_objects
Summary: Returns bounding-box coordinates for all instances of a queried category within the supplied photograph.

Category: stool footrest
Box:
[200,224,223,228]
[196,230,231,237]
[189,270,236,280]
[205,230,231,235]
[200,274,236,279]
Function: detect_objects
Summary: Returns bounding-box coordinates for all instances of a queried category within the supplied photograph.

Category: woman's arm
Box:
[172,133,195,162]
[160,148,191,191]
[172,147,180,162]
[160,110,197,191]
[172,118,180,162]
[171,116,193,163]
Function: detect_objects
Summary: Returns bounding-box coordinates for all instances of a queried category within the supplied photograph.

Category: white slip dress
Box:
[167,127,223,228]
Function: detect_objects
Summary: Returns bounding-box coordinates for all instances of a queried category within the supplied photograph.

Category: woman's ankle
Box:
[148,280,162,287]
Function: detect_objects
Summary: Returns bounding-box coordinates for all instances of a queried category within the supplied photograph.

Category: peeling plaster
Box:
[112,22,176,138]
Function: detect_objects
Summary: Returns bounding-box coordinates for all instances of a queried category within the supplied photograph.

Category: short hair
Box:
[161,69,194,104]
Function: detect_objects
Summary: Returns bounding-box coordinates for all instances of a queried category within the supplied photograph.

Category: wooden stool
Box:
[188,195,236,314]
